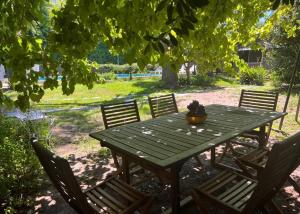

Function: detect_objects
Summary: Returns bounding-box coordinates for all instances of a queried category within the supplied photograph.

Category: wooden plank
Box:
[106,128,175,157]
[105,182,136,202]
[206,175,237,193]
[95,187,127,209]
[90,189,121,212]
[86,192,113,213]
[227,183,256,206]
[122,127,188,152]
[109,179,140,199]
[217,179,249,199]
[221,181,254,203]
[100,132,169,159]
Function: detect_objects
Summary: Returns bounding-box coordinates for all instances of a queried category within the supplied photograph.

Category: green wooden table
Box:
[90,104,286,213]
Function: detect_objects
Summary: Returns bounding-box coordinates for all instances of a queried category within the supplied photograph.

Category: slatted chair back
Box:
[244,132,300,212]
[238,89,279,111]
[101,100,140,129]
[31,139,93,214]
[148,93,178,118]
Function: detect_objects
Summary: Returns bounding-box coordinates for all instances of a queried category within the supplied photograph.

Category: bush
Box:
[0,115,50,212]
[238,67,267,85]
[98,72,117,80]
[97,63,141,74]
[191,73,215,86]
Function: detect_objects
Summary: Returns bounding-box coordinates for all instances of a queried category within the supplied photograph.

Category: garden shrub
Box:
[0,115,50,213]
[97,63,142,74]
[98,72,117,80]
[238,67,267,85]
[191,72,215,86]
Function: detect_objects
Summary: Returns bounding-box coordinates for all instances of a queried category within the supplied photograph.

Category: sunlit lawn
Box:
[5,76,300,151]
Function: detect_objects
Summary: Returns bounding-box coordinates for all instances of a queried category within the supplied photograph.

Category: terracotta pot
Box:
[186,114,207,125]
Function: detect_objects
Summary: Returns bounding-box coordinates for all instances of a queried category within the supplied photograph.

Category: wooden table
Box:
[90,104,286,213]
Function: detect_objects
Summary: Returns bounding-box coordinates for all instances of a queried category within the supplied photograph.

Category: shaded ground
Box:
[34,87,299,213]
[34,145,300,213]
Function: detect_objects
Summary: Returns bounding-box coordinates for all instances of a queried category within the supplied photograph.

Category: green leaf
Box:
[183,19,195,30]
[157,41,165,53]
[188,14,198,23]
[169,33,178,46]
[156,0,168,12]
[187,0,209,8]
[176,2,184,17]
[143,44,151,54]
[167,5,174,22]
[272,0,281,10]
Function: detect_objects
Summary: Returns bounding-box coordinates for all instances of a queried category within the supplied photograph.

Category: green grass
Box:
[5,77,299,154]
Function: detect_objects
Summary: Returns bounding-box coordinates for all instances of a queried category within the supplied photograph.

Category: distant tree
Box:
[0,0,295,110]
[88,42,125,64]
[267,1,300,85]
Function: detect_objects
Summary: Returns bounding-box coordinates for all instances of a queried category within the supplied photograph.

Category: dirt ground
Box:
[34,88,300,213]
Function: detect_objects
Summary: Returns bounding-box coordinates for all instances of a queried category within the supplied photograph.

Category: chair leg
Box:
[211,147,216,166]
[194,155,204,167]
[140,197,153,214]
[191,191,209,214]
[266,199,283,214]
[234,158,255,179]
[287,176,300,194]
[111,151,121,171]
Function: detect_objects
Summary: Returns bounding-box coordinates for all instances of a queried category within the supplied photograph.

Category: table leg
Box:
[170,165,182,214]
[122,155,130,184]
[258,125,266,148]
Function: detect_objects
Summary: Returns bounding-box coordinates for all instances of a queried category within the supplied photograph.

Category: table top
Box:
[90,104,286,168]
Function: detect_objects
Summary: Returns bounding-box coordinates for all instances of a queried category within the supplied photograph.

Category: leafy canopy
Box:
[0,0,295,110]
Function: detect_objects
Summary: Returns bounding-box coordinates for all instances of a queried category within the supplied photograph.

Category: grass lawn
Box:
[4,76,300,155]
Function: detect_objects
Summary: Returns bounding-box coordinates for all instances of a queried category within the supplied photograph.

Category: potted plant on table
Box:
[186,100,207,124]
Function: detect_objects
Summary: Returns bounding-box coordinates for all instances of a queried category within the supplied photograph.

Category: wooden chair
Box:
[101,100,140,170]
[211,90,279,166]
[148,93,178,118]
[237,89,279,143]
[235,143,300,194]
[31,138,152,214]
[192,131,300,213]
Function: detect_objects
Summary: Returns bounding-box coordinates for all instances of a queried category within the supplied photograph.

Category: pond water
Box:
[38,73,161,81]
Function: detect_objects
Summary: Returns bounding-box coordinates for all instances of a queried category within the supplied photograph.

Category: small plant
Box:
[187,100,207,117]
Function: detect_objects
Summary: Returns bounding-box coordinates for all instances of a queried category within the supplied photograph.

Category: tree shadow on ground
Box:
[34,140,300,214]
[34,152,116,214]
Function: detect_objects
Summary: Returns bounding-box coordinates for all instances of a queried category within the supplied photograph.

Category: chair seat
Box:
[239,148,269,169]
[85,176,150,214]
[194,171,257,212]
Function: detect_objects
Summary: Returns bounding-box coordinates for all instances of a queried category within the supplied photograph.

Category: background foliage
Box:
[0,115,50,213]
[267,1,300,86]
[0,0,296,110]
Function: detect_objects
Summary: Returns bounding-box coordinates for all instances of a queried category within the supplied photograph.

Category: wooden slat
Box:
[106,128,174,157]
[207,174,237,193]
[109,179,140,199]
[100,132,168,159]
[90,189,121,213]
[201,172,233,191]
[105,182,136,202]
[227,183,255,206]
[217,179,249,199]
[86,192,114,213]
[96,187,127,209]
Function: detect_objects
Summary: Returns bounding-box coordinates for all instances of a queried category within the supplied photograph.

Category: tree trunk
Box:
[184,62,192,85]
[162,65,178,89]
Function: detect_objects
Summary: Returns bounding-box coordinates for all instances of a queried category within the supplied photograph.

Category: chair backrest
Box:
[148,93,178,118]
[244,132,300,212]
[31,139,93,214]
[101,100,140,129]
[238,90,279,111]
